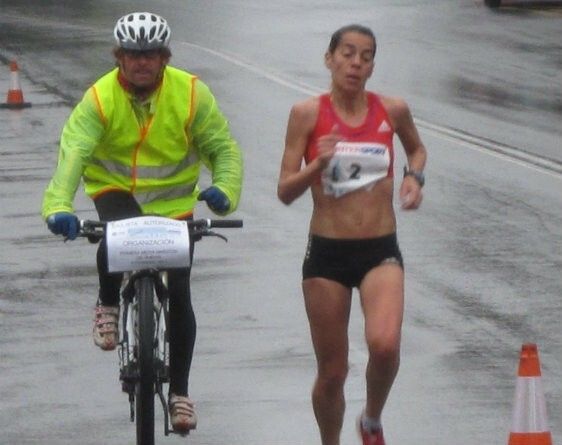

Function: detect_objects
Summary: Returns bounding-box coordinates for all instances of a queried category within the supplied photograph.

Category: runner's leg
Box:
[303,277,352,445]
[359,263,404,422]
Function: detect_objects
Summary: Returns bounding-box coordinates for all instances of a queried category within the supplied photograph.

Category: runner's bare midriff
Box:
[308,177,396,238]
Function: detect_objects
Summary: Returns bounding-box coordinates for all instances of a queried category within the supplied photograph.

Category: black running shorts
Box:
[302,233,403,289]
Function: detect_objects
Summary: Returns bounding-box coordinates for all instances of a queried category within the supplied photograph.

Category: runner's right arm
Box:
[277,99,331,205]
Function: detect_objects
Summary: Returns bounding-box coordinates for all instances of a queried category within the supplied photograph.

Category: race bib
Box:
[106,216,190,273]
[322,141,390,198]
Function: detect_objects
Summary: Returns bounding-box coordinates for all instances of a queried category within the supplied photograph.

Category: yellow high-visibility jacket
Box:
[42,66,243,219]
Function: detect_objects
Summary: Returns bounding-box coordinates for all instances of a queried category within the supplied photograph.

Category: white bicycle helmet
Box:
[114,12,171,50]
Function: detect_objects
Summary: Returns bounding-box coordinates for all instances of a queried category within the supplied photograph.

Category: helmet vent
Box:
[114,12,171,50]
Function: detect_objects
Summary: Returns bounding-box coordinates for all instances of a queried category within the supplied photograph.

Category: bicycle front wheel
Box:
[135,276,156,445]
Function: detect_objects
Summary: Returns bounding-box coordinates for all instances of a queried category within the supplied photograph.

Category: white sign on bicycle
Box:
[106,216,190,272]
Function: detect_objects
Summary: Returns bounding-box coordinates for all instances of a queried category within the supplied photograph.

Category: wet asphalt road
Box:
[0,1,561,444]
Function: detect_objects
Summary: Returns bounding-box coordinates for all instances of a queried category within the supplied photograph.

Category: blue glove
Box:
[46,212,79,240]
[197,186,230,213]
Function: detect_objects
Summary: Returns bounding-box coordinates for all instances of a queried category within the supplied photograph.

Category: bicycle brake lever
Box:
[207,231,228,242]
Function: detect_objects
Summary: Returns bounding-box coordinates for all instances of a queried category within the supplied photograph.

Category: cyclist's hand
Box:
[198,186,230,213]
[46,212,79,240]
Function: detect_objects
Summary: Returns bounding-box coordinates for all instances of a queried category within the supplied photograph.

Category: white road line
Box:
[178,41,322,96]
[178,40,562,179]
[416,119,562,178]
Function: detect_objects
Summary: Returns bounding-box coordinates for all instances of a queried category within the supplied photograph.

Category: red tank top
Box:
[305,92,395,178]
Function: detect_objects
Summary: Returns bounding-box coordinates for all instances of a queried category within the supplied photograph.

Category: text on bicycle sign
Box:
[106,216,190,272]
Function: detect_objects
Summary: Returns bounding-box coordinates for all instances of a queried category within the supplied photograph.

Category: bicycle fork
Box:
[154,280,171,435]
[118,272,172,435]
[118,281,137,423]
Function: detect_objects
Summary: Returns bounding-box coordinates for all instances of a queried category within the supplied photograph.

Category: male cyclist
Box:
[41,12,243,434]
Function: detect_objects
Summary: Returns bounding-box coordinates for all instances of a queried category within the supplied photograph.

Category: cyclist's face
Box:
[118,50,168,88]
[325,32,375,93]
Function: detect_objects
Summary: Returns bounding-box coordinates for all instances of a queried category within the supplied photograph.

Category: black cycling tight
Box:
[94,190,195,396]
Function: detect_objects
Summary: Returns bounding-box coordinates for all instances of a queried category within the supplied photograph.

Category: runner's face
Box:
[118,50,167,88]
[326,32,375,93]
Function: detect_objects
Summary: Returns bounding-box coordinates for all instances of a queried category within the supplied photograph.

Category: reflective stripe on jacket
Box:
[42,65,243,219]
[85,67,199,217]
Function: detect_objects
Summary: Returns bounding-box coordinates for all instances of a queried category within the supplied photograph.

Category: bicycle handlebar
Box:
[189,218,243,229]
[78,217,243,242]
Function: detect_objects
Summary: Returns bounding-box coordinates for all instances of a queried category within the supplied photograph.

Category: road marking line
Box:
[178,41,562,179]
[416,119,562,178]
[178,41,322,96]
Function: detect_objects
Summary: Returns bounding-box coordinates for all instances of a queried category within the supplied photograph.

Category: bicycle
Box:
[77,216,243,445]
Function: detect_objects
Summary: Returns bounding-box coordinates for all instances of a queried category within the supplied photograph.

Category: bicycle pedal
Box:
[121,381,134,393]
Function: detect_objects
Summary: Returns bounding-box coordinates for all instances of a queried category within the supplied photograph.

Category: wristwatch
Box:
[403,165,425,187]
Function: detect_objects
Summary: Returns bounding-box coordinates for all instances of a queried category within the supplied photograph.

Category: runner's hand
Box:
[47,212,79,240]
[317,125,342,168]
[198,186,230,213]
[399,179,423,210]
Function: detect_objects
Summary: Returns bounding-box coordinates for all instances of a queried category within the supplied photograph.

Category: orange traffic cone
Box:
[1,60,32,109]
[508,343,552,445]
